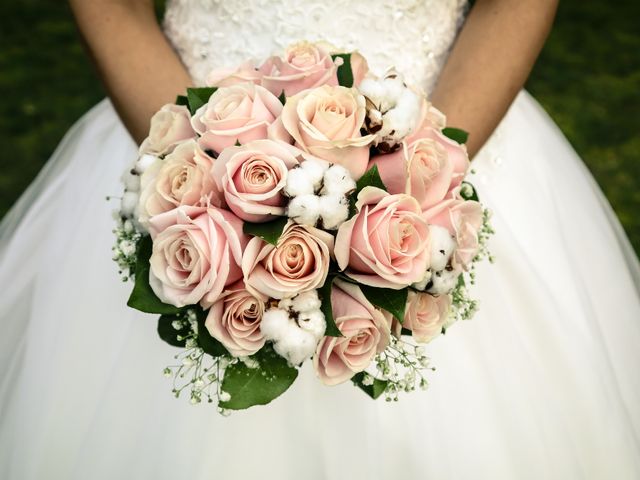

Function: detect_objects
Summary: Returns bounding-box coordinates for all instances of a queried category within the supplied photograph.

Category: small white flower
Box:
[218,390,231,402]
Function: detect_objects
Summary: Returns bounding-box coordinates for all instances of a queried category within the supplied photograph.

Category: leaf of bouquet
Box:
[360,284,408,323]
[243,216,288,246]
[278,90,286,105]
[186,87,217,114]
[196,313,228,357]
[157,314,190,347]
[127,236,182,315]
[219,345,298,410]
[351,372,388,399]
[442,127,469,145]
[355,164,387,193]
[318,275,343,337]
[460,181,480,201]
[331,53,354,88]
[175,95,189,107]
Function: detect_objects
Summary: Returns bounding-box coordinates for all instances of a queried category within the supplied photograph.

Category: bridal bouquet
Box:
[112,41,492,412]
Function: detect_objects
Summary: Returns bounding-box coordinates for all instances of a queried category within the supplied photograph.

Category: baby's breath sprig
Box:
[112,216,142,282]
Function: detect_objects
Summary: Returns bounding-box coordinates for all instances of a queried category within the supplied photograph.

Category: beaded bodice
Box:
[163,0,468,93]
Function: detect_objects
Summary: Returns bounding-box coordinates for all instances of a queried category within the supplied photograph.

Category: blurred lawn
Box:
[1,1,638,255]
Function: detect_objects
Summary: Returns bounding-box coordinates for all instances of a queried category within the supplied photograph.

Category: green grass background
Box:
[1,1,638,255]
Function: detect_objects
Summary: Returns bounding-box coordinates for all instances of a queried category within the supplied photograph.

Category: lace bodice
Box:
[163,0,468,93]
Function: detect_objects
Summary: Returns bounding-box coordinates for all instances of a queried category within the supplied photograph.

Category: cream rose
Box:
[205,280,267,357]
[138,140,224,227]
[139,104,196,156]
[212,139,301,222]
[206,60,263,88]
[147,206,248,308]
[242,221,334,299]
[335,187,431,289]
[269,84,375,179]
[313,280,391,386]
[403,291,451,343]
[192,83,282,154]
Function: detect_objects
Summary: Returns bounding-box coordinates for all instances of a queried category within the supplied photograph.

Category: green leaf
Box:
[400,327,413,336]
[355,164,387,193]
[331,53,354,88]
[360,284,408,323]
[219,345,298,410]
[157,313,190,347]
[318,275,343,337]
[442,127,469,144]
[127,236,182,315]
[243,216,288,246]
[460,181,480,201]
[186,87,217,114]
[196,310,228,357]
[278,90,286,105]
[352,372,388,399]
[175,95,189,107]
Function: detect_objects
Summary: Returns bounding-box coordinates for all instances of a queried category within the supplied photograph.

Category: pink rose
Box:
[347,51,369,87]
[313,280,391,385]
[206,60,263,88]
[269,84,375,179]
[425,199,483,269]
[139,104,196,156]
[212,139,300,222]
[258,41,338,97]
[370,136,454,211]
[242,221,334,299]
[403,291,451,343]
[138,140,224,227]
[147,206,248,308]
[191,83,282,154]
[205,280,267,357]
[335,187,431,289]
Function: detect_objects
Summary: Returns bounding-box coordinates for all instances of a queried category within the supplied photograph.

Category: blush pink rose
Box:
[313,280,391,385]
[370,136,454,211]
[138,140,224,227]
[335,187,431,289]
[147,206,248,308]
[205,280,268,357]
[191,83,282,154]
[403,291,451,343]
[269,84,375,179]
[212,139,301,222]
[206,60,263,88]
[242,221,334,299]
[258,41,338,97]
[139,104,196,156]
[425,199,483,270]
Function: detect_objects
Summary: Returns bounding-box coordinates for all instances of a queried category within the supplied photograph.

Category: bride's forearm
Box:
[430,0,558,157]
[69,0,192,143]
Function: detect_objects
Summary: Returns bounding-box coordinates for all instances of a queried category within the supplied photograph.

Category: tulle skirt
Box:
[1,91,639,479]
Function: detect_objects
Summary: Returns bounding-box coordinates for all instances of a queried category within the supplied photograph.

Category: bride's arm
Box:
[430,0,558,157]
[68,0,192,143]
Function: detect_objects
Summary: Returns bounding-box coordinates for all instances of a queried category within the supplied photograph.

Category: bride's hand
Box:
[431,0,558,158]
[69,0,192,144]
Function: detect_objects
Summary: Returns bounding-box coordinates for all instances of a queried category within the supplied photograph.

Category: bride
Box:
[1,0,639,478]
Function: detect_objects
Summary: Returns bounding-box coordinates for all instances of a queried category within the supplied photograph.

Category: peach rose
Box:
[212,139,300,223]
[269,84,375,179]
[313,280,391,385]
[138,140,224,227]
[206,60,263,88]
[139,104,196,156]
[147,206,248,308]
[242,221,334,299]
[335,187,431,289]
[370,136,454,211]
[205,280,267,357]
[191,83,282,154]
[258,41,338,97]
[403,291,451,343]
[425,199,483,269]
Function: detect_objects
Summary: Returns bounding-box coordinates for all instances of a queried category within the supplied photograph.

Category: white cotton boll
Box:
[260,308,290,340]
[284,167,316,197]
[321,165,356,196]
[359,78,386,103]
[287,194,321,226]
[291,290,322,313]
[319,194,350,230]
[121,169,140,192]
[297,310,326,339]
[429,225,457,271]
[134,154,160,174]
[273,326,318,365]
[412,270,433,291]
[278,297,294,311]
[120,191,139,217]
[428,269,461,295]
[300,158,330,190]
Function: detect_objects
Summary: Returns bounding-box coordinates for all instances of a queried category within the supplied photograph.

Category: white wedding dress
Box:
[1,1,639,478]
